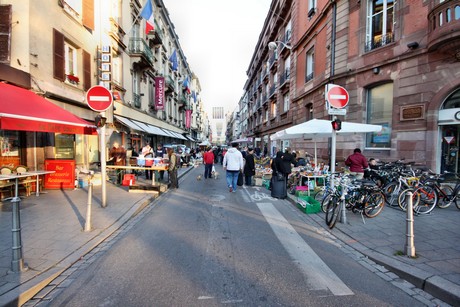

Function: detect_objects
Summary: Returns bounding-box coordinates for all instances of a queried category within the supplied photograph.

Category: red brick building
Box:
[243,0,460,173]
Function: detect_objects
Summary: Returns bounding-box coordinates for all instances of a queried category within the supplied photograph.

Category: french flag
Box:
[140,0,154,34]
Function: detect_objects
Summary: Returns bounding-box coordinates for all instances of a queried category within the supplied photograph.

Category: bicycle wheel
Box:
[398,188,420,211]
[325,195,341,229]
[437,185,453,209]
[382,182,399,206]
[321,193,334,213]
[413,185,438,215]
[314,187,327,203]
[364,191,385,218]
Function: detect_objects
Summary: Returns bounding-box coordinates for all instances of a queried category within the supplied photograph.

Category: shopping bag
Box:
[237,172,244,186]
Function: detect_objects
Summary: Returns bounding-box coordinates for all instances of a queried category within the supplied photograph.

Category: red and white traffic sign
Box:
[86,85,113,112]
[327,85,349,109]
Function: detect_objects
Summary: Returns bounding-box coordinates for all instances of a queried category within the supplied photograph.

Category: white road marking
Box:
[257,202,354,296]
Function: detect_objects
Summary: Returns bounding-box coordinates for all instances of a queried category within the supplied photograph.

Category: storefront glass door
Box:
[441,125,460,173]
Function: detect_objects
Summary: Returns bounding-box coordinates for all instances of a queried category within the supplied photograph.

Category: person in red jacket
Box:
[203,147,215,179]
[345,148,368,180]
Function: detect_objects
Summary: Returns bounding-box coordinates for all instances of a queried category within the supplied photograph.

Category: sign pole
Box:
[100,111,107,208]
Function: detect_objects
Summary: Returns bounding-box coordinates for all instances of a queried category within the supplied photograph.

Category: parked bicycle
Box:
[325,175,385,229]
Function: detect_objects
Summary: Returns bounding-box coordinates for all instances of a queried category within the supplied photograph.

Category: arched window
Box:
[441,88,460,109]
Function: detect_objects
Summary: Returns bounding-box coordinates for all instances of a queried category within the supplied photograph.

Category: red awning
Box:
[0,83,97,134]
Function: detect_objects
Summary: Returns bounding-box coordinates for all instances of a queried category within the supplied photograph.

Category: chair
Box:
[0,166,14,200]
[15,165,36,197]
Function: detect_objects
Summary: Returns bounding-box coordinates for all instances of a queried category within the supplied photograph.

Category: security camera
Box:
[268,42,278,50]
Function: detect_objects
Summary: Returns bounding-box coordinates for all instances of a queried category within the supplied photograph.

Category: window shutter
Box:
[0,5,12,63]
[83,49,91,91]
[53,29,65,81]
[83,0,94,31]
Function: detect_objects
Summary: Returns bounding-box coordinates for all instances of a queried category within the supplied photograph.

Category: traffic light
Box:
[95,115,106,128]
[331,118,342,131]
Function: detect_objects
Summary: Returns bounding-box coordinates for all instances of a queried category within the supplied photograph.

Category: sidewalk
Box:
[286,192,460,306]
[0,166,459,306]
[0,166,193,306]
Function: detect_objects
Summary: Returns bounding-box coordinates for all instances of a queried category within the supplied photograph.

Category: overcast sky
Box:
[161,0,271,115]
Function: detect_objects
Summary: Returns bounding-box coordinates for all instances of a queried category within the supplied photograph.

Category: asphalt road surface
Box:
[42,165,431,306]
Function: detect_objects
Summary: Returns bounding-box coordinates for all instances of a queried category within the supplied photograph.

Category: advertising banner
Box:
[185,109,191,129]
[155,77,165,110]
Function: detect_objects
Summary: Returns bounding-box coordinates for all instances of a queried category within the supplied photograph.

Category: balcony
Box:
[128,38,154,68]
[149,20,163,45]
[364,33,394,52]
[178,94,188,107]
[427,0,460,57]
[279,70,290,89]
[269,84,277,98]
[165,75,176,93]
[133,93,141,108]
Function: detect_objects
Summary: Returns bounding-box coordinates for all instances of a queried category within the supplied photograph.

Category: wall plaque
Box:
[400,105,425,121]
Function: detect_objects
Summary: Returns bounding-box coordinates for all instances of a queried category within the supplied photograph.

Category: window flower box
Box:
[66,74,79,85]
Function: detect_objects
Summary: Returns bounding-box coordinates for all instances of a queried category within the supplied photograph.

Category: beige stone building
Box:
[0,0,205,173]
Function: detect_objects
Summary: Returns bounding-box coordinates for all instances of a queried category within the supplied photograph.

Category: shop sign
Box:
[44,160,76,189]
[185,109,191,129]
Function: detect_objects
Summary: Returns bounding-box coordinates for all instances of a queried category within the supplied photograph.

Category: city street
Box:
[31,164,442,306]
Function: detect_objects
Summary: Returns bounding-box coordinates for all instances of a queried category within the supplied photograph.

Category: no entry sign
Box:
[327,85,349,109]
[86,86,113,112]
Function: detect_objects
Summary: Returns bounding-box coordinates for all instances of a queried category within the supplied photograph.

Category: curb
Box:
[285,193,460,306]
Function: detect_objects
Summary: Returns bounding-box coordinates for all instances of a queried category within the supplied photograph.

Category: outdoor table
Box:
[21,170,56,196]
[106,165,168,186]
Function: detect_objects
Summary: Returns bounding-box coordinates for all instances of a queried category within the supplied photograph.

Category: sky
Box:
[161,0,272,115]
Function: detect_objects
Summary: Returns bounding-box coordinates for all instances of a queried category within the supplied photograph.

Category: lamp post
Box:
[268,41,292,50]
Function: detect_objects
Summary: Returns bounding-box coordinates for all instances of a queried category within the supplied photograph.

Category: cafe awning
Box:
[0,83,96,134]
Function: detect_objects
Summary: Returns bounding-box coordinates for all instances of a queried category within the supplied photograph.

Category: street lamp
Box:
[268,41,292,50]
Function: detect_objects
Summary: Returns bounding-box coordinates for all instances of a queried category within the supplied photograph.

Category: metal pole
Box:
[340,184,347,224]
[331,117,337,173]
[84,172,94,232]
[405,191,415,257]
[100,111,107,207]
[11,179,27,272]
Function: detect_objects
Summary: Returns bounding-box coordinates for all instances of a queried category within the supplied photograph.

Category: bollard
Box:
[405,191,415,257]
[84,171,94,232]
[10,179,27,272]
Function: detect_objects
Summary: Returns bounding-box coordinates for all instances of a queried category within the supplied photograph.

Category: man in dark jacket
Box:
[345,148,368,179]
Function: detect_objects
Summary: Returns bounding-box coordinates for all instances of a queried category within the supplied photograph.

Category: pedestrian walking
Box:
[203,147,215,179]
[167,147,178,189]
[345,148,368,180]
[243,148,255,186]
[223,142,244,192]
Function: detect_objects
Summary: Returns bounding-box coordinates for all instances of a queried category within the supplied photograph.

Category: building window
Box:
[366,83,393,149]
[306,103,313,121]
[65,42,78,79]
[112,55,121,85]
[265,109,268,122]
[283,93,289,112]
[272,101,277,118]
[308,0,317,18]
[305,47,314,82]
[365,0,396,52]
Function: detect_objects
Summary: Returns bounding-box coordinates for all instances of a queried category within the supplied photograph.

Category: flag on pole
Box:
[140,0,154,34]
[182,76,191,94]
[169,49,178,71]
[192,91,197,103]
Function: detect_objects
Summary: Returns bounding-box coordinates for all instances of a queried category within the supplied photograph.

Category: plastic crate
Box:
[262,178,270,189]
[296,195,321,214]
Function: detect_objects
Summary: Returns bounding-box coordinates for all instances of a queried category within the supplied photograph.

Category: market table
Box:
[299,174,326,196]
[106,165,168,186]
